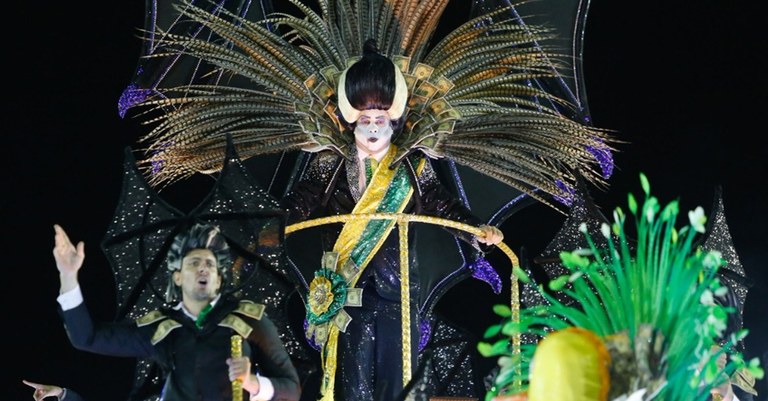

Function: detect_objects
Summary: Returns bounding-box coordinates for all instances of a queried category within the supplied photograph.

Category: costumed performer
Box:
[51,223,301,401]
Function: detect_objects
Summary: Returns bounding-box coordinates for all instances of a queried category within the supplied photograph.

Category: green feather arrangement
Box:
[478,173,763,401]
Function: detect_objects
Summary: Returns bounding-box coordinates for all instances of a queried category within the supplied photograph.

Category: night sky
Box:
[8,1,766,400]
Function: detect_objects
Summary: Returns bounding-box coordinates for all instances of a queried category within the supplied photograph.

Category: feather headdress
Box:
[127,0,616,210]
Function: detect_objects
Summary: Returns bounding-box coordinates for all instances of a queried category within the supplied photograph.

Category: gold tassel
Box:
[319,326,341,401]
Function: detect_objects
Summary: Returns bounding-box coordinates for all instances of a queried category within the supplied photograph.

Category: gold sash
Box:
[319,145,425,400]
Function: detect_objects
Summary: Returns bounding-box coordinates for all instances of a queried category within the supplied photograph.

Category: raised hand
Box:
[53,224,85,293]
[52,224,85,275]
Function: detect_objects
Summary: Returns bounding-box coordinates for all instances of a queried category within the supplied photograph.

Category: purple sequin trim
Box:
[469,257,501,294]
[149,142,174,175]
[303,318,322,351]
[587,142,614,179]
[117,84,153,118]
[419,318,432,351]
[553,180,575,207]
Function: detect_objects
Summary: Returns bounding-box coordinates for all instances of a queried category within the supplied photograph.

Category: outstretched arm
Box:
[22,380,85,401]
[52,224,155,358]
[22,380,63,401]
[416,160,504,247]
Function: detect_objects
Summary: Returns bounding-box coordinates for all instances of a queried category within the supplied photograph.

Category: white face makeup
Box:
[354,109,393,156]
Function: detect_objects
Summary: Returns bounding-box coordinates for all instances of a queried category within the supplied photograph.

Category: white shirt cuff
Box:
[57,285,84,311]
[250,375,274,401]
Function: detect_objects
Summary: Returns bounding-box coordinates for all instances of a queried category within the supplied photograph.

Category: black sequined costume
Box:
[282,149,486,401]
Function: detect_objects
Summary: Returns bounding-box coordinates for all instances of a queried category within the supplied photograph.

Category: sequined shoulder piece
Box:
[135,310,182,344]
[233,300,265,320]
[307,151,343,179]
[135,310,168,327]
[219,314,255,338]
[150,319,183,345]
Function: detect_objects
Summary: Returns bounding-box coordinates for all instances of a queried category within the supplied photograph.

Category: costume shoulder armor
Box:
[135,310,182,345]
[135,310,168,327]
[219,314,254,338]
[233,300,265,320]
[315,150,342,164]
[305,150,343,178]
[151,319,182,345]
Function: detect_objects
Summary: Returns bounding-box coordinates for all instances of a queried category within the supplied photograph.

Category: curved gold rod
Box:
[286,212,522,390]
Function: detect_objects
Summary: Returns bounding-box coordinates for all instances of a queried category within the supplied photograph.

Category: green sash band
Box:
[333,146,424,278]
[319,146,425,399]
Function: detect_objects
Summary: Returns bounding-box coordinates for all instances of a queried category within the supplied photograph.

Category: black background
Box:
[7,1,766,400]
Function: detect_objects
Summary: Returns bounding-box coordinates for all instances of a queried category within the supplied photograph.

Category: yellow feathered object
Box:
[527,327,611,401]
